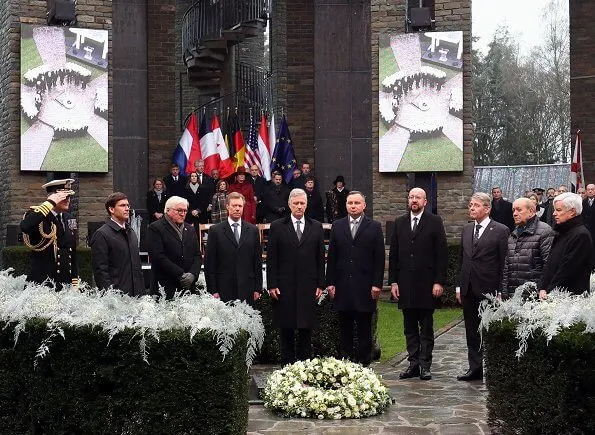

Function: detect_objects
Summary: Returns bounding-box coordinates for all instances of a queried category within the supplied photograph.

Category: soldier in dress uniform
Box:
[20,178,78,289]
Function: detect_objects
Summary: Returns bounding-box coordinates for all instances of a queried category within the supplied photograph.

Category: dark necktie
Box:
[473,224,481,245]
[296,220,302,241]
[232,222,239,243]
[412,217,418,232]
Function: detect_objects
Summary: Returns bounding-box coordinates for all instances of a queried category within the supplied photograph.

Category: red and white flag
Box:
[211,114,235,178]
[258,114,272,180]
[569,129,585,192]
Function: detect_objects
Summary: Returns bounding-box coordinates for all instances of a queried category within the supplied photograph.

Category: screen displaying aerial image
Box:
[379,31,463,172]
[20,24,108,172]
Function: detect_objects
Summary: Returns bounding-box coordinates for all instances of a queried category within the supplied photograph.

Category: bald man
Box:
[388,188,448,380]
[501,197,554,299]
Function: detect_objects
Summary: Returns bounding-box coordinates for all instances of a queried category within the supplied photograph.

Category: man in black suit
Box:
[388,188,448,380]
[582,184,595,251]
[262,172,290,223]
[489,186,514,231]
[163,163,187,198]
[326,191,385,366]
[457,192,509,381]
[146,196,202,299]
[267,188,326,365]
[20,178,78,290]
[205,192,263,303]
[193,159,216,223]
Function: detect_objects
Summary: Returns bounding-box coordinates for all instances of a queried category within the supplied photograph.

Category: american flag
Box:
[244,115,262,174]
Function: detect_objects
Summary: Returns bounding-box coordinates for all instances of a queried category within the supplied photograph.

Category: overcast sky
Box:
[472,0,568,55]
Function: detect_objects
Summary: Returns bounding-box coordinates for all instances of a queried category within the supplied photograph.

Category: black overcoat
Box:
[204,220,263,303]
[266,216,325,329]
[146,190,169,222]
[20,205,78,288]
[146,218,202,298]
[326,216,385,312]
[90,219,145,296]
[388,212,448,309]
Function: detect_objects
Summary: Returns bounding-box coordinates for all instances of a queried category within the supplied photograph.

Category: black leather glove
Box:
[179,273,195,289]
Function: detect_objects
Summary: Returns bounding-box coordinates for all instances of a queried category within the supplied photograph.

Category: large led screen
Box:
[20,24,108,172]
[379,31,463,172]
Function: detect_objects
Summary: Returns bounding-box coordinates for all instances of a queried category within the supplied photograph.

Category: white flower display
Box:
[479,282,595,358]
[262,357,391,419]
[0,270,264,369]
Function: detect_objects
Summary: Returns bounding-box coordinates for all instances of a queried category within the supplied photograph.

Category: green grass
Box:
[41,134,107,172]
[21,38,44,81]
[21,116,32,136]
[68,58,107,81]
[377,302,462,362]
[379,45,399,84]
[420,59,460,82]
[397,133,463,172]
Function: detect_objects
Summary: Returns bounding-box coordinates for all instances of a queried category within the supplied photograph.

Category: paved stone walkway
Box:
[248,321,489,434]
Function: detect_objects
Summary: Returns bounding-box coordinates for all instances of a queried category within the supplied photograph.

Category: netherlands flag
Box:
[173,113,201,175]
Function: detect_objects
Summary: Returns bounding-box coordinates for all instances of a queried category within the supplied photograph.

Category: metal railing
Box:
[184,62,273,130]
[182,0,270,62]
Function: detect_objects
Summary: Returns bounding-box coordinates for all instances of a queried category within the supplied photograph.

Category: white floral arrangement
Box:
[479,282,595,358]
[0,270,264,370]
[262,357,391,419]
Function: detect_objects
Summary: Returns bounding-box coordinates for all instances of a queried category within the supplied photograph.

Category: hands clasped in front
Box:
[269,287,323,300]
[327,285,382,300]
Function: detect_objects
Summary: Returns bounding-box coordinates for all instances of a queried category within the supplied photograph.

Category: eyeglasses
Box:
[173,208,188,214]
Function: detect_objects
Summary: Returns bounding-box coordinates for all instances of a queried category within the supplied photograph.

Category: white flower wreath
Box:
[262,357,391,419]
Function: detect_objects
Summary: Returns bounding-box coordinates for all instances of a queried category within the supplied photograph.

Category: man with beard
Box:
[540,187,556,226]
[262,171,290,223]
[456,192,509,381]
[388,188,448,380]
[20,178,78,289]
[489,186,514,231]
[539,192,593,298]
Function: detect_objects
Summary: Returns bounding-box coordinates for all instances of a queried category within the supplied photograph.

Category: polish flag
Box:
[211,114,235,178]
[569,129,584,192]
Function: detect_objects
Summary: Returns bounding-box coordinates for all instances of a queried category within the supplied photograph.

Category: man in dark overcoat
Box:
[193,159,216,224]
[20,178,78,289]
[388,188,448,380]
[205,192,262,303]
[146,195,202,299]
[91,192,145,296]
[326,191,385,366]
[267,188,325,365]
[456,192,509,381]
[261,172,290,223]
[489,186,514,231]
[163,163,187,198]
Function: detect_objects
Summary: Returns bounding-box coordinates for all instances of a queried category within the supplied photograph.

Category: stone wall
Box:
[371,0,473,240]
[2,0,114,248]
[570,0,595,184]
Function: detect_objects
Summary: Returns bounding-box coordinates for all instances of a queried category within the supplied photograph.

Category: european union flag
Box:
[271,114,297,184]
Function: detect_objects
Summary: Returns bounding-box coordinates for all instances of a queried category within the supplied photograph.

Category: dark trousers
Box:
[279,328,312,365]
[462,288,484,372]
[402,308,434,369]
[338,310,373,366]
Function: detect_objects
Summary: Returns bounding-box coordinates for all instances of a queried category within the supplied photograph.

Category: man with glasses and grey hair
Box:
[146,195,202,299]
[456,192,509,381]
[538,192,593,299]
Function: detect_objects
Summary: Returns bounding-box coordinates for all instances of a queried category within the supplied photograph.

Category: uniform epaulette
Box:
[31,201,54,217]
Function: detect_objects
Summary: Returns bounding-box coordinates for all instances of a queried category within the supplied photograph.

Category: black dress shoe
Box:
[457,369,483,381]
[420,367,432,380]
[399,365,420,379]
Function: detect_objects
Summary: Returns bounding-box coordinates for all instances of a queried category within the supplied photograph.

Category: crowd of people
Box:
[147,160,351,229]
[19,174,594,380]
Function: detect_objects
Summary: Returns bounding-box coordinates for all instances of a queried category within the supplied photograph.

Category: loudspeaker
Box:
[47,0,76,25]
[408,7,432,28]
[6,225,23,246]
